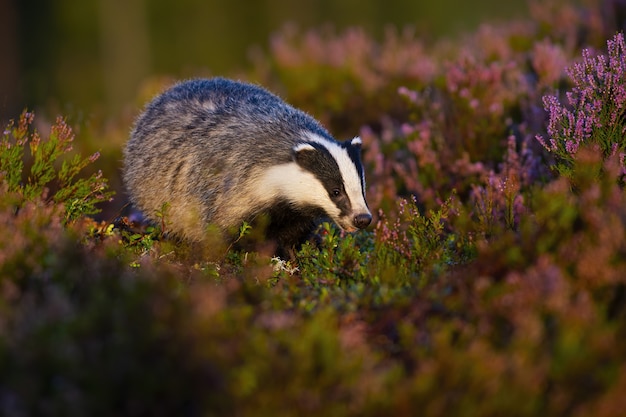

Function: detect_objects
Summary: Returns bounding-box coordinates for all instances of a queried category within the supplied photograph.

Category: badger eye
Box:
[332,188,341,197]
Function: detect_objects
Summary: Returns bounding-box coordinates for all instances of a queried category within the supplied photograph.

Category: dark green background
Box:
[1,0,527,120]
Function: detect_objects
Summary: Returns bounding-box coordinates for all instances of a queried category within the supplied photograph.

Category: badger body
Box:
[123,77,371,251]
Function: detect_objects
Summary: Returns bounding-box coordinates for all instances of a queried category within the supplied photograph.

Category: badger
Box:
[123,77,372,254]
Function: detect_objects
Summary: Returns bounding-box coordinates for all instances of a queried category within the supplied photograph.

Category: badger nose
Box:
[353,213,372,229]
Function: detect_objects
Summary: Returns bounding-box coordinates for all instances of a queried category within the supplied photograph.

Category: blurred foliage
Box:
[10,0,528,118]
[2,0,626,416]
[0,111,113,223]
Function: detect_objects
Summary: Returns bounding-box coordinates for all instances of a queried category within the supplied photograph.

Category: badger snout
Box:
[353,212,372,229]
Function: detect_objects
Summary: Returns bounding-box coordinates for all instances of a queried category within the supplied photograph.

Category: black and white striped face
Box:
[289,132,372,232]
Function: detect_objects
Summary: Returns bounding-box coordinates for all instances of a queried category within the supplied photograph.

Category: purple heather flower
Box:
[89,152,101,163]
[537,32,626,173]
[398,86,418,103]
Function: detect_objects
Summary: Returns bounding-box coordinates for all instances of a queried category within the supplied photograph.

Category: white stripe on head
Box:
[303,132,369,213]
[351,136,365,192]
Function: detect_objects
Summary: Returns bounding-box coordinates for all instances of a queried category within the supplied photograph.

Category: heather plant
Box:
[470,135,532,235]
[537,32,626,179]
[6,1,626,415]
[441,52,529,164]
[251,25,436,136]
[361,149,626,417]
[358,32,536,215]
[0,200,234,416]
[531,38,569,89]
[0,111,113,223]
[296,223,371,286]
[373,194,474,285]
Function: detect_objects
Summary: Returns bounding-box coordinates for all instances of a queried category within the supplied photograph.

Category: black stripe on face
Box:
[292,143,353,216]
[343,140,366,196]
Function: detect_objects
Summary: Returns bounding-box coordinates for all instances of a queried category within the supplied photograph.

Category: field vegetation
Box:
[1,1,626,415]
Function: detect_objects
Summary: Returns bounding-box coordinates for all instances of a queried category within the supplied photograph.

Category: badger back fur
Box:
[123,77,371,251]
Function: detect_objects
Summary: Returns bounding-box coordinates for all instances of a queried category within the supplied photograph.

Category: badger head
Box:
[288,133,372,232]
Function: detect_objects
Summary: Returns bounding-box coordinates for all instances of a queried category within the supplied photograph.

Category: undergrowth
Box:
[0,111,113,223]
[2,2,626,416]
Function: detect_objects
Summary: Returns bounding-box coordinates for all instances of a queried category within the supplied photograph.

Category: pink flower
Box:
[537,32,626,173]
[532,39,568,87]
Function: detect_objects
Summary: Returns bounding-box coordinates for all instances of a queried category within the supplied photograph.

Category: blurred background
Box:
[0,0,528,122]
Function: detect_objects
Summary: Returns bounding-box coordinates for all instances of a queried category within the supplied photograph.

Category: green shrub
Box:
[0,111,113,223]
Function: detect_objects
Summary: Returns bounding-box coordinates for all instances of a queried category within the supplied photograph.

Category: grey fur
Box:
[123,77,371,250]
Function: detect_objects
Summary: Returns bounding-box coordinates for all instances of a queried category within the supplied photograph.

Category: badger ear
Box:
[293,143,316,153]
[349,136,362,147]
[292,143,317,167]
